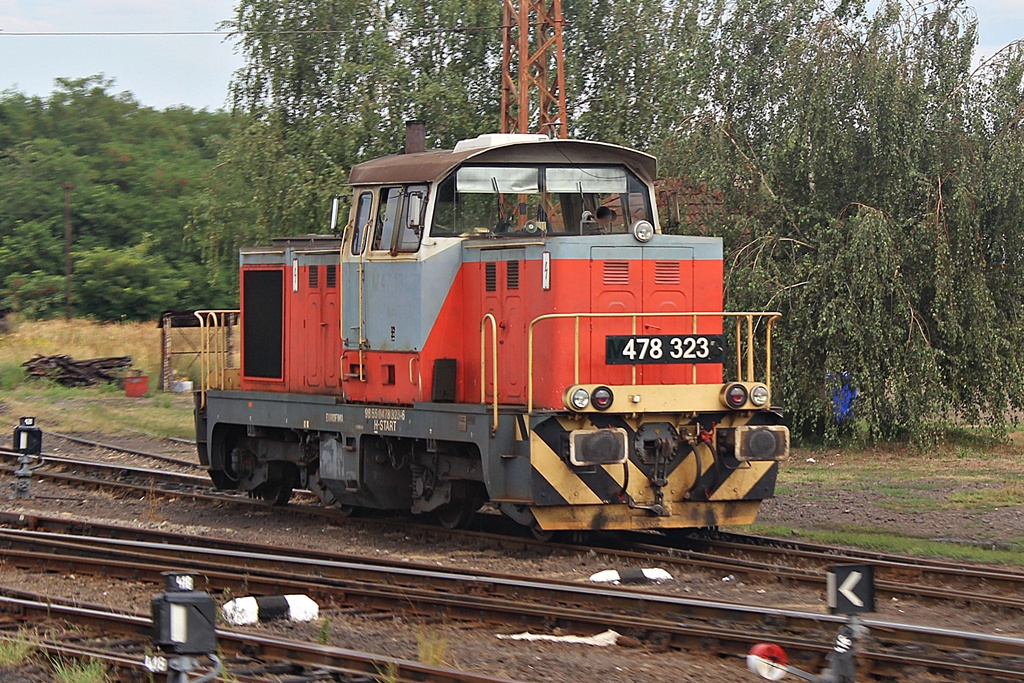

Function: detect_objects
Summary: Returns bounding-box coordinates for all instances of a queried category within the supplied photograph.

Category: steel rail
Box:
[0,448,209,486]
[0,594,527,683]
[4,450,1022,616]
[41,430,201,468]
[0,634,269,683]
[709,529,1024,578]
[619,538,1024,612]
[0,453,318,506]
[2,527,1023,680]
[619,530,1024,608]
[5,446,1023,616]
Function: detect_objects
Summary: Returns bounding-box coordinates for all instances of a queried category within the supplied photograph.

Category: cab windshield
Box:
[431,165,653,237]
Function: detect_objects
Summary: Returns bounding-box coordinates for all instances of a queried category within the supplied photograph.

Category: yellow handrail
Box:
[526,311,782,412]
[194,309,239,408]
[480,313,499,435]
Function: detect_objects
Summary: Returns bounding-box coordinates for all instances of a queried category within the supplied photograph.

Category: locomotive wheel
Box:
[250,461,295,506]
[529,521,555,542]
[332,504,356,518]
[434,501,476,529]
[229,446,256,484]
[251,479,293,506]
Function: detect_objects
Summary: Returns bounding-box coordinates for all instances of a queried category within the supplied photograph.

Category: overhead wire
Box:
[0,24,520,37]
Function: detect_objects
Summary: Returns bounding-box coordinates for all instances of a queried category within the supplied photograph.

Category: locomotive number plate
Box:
[605,334,725,365]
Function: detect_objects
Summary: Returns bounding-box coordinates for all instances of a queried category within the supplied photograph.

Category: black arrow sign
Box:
[827,564,875,614]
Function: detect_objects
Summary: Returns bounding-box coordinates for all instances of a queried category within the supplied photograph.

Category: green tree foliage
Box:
[0,76,234,320]
[188,0,502,285]
[203,0,1023,442]
[655,0,1024,442]
[2,270,64,319]
[73,242,188,322]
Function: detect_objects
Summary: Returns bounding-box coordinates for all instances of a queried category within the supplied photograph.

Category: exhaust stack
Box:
[405,120,425,154]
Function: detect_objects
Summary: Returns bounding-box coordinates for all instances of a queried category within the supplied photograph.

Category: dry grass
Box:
[1,317,163,379]
[0,631,36,667]
[0,316,195,438]
[783,440,1024,490]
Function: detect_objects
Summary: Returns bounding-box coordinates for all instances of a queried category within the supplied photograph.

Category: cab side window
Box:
[372,187,402,251]
[394,184,427,253]
[371,185,428,254]
[351,191,373,255]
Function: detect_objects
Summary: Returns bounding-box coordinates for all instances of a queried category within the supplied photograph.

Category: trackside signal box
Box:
[827,563,875,614]
[13,417,42,455]
[151,572,217,655]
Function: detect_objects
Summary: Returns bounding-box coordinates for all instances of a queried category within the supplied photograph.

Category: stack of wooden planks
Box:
[22,354,133,386]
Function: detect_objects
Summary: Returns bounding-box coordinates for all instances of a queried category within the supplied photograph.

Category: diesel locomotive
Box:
[194,126,789,536]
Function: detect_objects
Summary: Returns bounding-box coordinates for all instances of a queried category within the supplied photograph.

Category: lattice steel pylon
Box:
[500,0,568,139]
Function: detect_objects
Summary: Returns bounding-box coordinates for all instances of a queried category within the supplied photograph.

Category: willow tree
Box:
[193,0,1024,441]
[658,0,1024,441]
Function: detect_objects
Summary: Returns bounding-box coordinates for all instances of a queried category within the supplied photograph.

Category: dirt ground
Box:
[757,446,1024,546]
[2,435,1022,682]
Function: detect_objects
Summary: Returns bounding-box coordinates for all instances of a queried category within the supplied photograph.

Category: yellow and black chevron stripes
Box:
[530,415,610,505]
[708,460,777,500]
[527,411,783,531]
[531,500,765,531]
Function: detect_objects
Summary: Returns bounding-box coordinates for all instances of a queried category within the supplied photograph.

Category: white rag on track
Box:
[497,630,622,646]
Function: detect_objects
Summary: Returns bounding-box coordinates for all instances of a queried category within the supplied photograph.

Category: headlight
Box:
[750,384,770,407]
[631,220,654,243]
[591,386,614,410]
[569,387,591,410]
[722,383,748,409]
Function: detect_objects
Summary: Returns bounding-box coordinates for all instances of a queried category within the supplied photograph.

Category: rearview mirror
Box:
[407,191,425,230]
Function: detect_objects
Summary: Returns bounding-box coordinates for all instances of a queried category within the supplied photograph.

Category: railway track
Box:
[5,441,1024,616]
[1,515,1022,681]
[609,530,1024,612]
[4,440,1019,618]
[0,446,320,506]
[0,593,527,683]
[42,430,202,469]
[4,435,1024,679]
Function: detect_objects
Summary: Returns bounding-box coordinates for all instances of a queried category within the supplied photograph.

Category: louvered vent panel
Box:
[326,265,337,288]
[507,261,520,290]
[485,263,497,291]
[603,261,630,285]
[308,265,320,288]
[654,261,680,285]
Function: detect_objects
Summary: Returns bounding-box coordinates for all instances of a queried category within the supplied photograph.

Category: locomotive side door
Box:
[479,248,527,404]
[341,185,428,403]
[341,190,374,390]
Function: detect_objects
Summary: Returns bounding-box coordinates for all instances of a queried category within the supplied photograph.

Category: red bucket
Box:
[125,375,149,397]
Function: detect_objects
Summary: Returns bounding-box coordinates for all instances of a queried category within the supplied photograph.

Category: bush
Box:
[0,362,26,390]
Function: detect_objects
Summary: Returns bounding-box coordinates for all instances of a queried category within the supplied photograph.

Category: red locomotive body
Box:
[195,132,789,535]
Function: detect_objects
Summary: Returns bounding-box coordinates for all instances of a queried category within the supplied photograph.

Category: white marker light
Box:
[170,603,188,643]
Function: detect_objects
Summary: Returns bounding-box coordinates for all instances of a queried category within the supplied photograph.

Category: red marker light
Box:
[723,383,748,409]
[591,386,614,410]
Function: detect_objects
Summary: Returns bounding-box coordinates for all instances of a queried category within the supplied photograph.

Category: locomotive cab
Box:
[195,132,789,535]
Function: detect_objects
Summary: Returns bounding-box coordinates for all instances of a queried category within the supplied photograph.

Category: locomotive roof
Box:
[347,137,658,186]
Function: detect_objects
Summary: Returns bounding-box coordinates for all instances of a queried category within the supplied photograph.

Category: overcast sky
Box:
[0,0,243,110]
[0,1,1022,112]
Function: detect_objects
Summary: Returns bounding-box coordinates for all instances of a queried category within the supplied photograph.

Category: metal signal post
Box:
[749,565,875,682]
[501,0,568,138]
